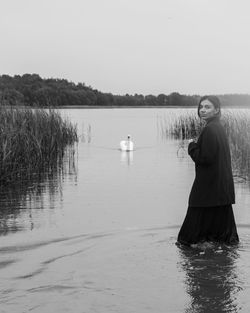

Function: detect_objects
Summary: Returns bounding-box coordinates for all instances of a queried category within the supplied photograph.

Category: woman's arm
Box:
[188,127,217,165]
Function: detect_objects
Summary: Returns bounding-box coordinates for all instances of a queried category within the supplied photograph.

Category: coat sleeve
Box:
[188,127,218,165]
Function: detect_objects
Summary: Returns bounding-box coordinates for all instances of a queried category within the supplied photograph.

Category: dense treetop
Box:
[0,74,249,107]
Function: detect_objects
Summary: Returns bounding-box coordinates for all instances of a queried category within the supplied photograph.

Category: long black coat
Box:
[188,116,235,207]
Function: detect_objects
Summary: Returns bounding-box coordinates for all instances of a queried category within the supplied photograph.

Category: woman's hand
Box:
[188,138,197,144]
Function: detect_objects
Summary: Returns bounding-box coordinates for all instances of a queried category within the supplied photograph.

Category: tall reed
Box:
[161,109,250,181]
[0,106,78,185]
[222,111,250,180]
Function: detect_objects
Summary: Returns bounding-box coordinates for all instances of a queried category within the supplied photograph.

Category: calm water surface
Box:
[0,108,250,313]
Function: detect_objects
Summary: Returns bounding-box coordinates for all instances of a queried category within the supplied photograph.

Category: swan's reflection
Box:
[120,151,133,166]
[177,244,242,313]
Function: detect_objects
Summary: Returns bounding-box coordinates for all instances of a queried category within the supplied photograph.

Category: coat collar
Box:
[206,115,220,124]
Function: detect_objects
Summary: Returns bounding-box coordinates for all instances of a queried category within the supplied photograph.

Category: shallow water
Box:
[0,108,250,313]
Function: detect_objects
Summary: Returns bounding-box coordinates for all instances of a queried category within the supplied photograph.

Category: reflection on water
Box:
[120,151,134,166]
[177,244,242,313]
[0,147,77,236]
[0,108,250,312]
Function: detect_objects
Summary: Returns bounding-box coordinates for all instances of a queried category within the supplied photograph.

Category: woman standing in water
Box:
[177,95,239,246]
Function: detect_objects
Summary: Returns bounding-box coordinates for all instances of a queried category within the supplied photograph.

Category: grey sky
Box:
[1,0,250,95]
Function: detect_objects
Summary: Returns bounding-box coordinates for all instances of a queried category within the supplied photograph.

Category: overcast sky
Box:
[0,0,250,95]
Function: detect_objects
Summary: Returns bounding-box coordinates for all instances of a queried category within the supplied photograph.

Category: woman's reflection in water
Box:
[177,244,242,313]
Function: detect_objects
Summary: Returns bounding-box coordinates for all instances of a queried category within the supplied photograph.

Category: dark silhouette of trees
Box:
[0,73,249,107]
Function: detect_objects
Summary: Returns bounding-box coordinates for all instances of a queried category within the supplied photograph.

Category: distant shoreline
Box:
[2,74,250,108]
[2,105,250,109]
[54,105,249,109]
[54,105,196,109]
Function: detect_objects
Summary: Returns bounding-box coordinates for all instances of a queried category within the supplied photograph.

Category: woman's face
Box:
[199,99,219,121]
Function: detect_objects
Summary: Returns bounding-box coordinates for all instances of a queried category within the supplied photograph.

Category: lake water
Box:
[1,108,250,313]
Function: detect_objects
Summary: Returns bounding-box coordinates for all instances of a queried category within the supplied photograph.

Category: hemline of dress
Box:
[177,204,239,246]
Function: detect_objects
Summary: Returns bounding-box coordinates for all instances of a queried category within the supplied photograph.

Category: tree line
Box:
[0,74,250,107]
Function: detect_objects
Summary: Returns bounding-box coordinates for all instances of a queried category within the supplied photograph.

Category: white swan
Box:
[120,135,134,151]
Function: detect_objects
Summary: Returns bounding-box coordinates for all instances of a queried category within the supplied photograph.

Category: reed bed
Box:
[0,106,78,185]
[161,109,250,181]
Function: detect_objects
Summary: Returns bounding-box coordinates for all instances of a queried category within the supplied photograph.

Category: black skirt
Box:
[177,205,239,246]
